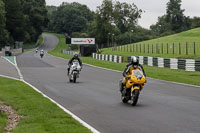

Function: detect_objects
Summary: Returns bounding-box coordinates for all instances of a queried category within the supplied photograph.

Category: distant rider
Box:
[120,56,146,91]
[68,53,82,75]
[40,49,44,57]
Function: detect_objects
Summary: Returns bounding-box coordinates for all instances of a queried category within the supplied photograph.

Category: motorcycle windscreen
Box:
[132,69,144,79]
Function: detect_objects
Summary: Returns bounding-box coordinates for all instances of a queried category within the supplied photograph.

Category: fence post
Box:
[140,44,141,53]
[133,44,134,52]
[179,43,181,55]
[173,43,174,55]
[144,44,145,53]
[130,45,132,52]
[167,43,169,54]
[132,44,134,52]
[162,43,163,54]
[194,42,196,55]
[186,42,188,55]
[148,44,149,54]
[156,44,158,54]
[152,44,153,53]
[136,44,137,52]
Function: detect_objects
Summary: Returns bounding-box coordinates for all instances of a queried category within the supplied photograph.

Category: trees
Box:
[91,0,142,47]
[21,0,48,42]
[47,0,143,47]
[47,2,94,34]
[0,0,48,47]
[113,1,142,33]
[150,0,193,36]
[5,0,25,43]
[166,0,185,32]
[190,17,200,28]
[0,0,8,47]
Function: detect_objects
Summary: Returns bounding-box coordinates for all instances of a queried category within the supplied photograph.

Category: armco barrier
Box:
[92,53,123,63]
[62,49,77,55]
[158,57,164,68]
[92,53,200,72]
[128,56,199,72]
[195,61,200,71]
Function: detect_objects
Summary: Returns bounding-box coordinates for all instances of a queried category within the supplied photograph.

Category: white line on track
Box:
[0,74,20,81]
[47,53,200,88]
[2,55,100,133]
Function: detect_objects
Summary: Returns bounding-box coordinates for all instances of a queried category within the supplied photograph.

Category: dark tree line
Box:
[47,0,147,48]
[150,0,200,36]
[47,0,200,48]
[0,0,48,48]
[47,2,94,34]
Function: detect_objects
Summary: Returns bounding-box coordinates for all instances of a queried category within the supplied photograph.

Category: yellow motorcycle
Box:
[120,69,146,106]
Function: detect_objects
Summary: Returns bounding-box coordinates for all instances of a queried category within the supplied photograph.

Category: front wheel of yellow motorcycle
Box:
[130,89,140,106]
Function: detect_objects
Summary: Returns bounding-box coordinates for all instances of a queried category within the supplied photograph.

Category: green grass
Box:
[46,32,200,86]
[101,28,200,59]
[0,77,91,133]
[0,112,7,133]
[24,35,44,52]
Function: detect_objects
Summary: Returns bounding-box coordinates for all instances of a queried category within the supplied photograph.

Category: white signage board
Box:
[71,38,95,45]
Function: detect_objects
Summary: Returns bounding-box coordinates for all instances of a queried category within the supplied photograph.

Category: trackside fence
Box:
[91,53,200,72]
[92,53,123,63]
[127,56,200,72]
[62,50,200,72]
[62,49,77,55]
[111,42,200,56]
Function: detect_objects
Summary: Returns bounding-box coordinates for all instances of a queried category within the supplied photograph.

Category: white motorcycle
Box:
[69,61,81,83]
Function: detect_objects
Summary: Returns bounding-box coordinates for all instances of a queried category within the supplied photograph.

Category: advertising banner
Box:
[71,38,95,45]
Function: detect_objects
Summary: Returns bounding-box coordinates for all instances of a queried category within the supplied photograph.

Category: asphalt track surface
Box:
[16,34,200,133]
[0,57,19,79]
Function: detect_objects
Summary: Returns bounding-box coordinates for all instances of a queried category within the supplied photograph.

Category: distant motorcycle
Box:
[68,61,81,83]
[120,69,146,106]
[40,50,44,58]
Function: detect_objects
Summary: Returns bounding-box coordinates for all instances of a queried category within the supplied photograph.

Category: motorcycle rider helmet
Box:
[131,56,139,66]
[74,53,79,58]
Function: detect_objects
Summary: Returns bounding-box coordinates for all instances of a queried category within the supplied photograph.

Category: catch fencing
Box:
[112,42,200,56]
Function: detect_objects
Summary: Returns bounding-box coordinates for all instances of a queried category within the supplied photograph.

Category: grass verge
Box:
[0,112,7,133]
[47,32,200,86]
[0,77,91,133]
[101,28,200,59]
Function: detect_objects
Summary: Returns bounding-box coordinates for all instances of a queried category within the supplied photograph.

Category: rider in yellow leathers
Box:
[120,56,146,92]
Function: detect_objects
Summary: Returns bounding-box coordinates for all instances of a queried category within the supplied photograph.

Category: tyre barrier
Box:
[128,56,200,72]
[62,50,77,55]
[92,53,123,63]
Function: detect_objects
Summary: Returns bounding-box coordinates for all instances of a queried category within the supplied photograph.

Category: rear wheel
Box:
[73,74,76,83]
[130,89,140,106]
[69,79,73,82]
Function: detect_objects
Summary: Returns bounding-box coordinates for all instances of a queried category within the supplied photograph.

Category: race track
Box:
[16,34,200,133]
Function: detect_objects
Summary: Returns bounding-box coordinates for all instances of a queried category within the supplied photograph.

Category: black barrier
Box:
[80,45,96,56]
